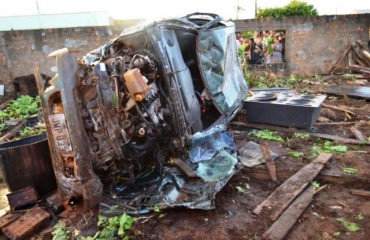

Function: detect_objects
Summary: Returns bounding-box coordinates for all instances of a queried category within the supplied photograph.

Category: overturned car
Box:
[36,13,247,210]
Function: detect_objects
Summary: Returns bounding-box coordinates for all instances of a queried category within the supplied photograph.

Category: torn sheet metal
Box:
[105,128,239,211]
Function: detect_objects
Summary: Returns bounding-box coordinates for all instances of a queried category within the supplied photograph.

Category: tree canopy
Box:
[257,0,318,19]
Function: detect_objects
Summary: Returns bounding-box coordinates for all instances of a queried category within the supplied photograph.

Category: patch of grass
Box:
[248,129,284,142]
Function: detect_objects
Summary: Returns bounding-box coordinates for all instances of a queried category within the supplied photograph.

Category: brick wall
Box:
[0,26,123,92]
[235,14,370,75]
[0,14,369,92]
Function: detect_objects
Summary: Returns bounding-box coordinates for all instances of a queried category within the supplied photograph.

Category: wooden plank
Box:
[171,158,197,177]
[350,126,368,142]
[330,46,351,74]
[0,213,22,229]
[315,121,370,126]
[259,142,277,182]
[350,189,370,198]
[6,186,38,209]
[310,133,369,145]
[2,207,50,240]
[253,153,332,221]
[262,186,316,240]
[322,103,355,115]
[243,163,370,184]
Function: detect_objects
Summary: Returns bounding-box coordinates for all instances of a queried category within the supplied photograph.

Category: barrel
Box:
[0,134,57,196]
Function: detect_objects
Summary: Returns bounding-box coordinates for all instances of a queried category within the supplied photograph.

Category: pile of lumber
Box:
[330,40,370,77]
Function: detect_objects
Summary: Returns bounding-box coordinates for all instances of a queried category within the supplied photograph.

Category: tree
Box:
[257,0,318,19]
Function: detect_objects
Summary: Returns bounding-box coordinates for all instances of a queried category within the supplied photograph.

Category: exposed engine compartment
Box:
[37,13,247,210]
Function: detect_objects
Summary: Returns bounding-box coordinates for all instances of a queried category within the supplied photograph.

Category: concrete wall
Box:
[235,14,370,75]
[0,26,123,92]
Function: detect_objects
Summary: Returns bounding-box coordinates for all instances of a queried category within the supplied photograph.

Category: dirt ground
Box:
[0,76,369,239]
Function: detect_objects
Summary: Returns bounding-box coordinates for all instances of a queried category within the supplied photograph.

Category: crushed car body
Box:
[36,13,247,210]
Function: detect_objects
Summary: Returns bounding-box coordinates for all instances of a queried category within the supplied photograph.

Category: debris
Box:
[243,161,369,184]
[2,207,50,240]
[350,189,370,198]
[169,158,197,178]
[47,192,64,213]
[322,103,355,116]
[0,120,25,143]
[330,40,370,78]
[315,120,370,126]
[325,85,370,99]
[238,141,279,167]
[6,186,38,209]
[310,133,369,145]
[262,186,317,240]
[253,153,332,221]
[350,126,368,142]
[259,142,277,182]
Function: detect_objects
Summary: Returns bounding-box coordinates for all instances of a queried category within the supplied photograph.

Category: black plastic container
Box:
[243,90,326,129]
[0,134,57,196]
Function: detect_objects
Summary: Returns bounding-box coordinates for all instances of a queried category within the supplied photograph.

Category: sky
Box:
[0,0,369,20]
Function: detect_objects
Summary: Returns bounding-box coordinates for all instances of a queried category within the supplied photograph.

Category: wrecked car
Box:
[36,13,247,210]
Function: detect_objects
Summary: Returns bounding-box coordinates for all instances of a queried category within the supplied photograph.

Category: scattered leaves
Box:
[333,231,341,237]
[235,186,246,194]
[293,132,310,139]
[336,218,360,232]
[248,129,284,142]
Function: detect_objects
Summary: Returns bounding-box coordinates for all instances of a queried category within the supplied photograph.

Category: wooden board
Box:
[0,213,22,229]
[262,186,316,240]
[350,189,370,198]
[2,207,50,240]
[253,153,332,221]
[6,186,38,209]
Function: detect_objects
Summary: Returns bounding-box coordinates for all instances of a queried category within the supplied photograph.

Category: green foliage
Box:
[52,221,69,240]
[257,0,318,19]
[356,213,364,221]
[18,126,46,139]
[291,151,304,158]
[249,129,284,142]
[310,181,320,189]
[336,218,360,232]
[311,141,347,156]
[287,74,303,86]
[342,167,358,174]
[293,132,310,139]
[333,231,341,237]
[95,214,134,239]
[235,183,250,194]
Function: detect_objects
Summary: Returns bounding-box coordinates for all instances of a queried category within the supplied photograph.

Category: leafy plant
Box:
[336,218,360,232]
[287,74,303,86]
[342,167,358,174]
[81,213,135,240]
[333,231,341,237]
[249,129,284,142]
[19,126,46,138]
[52,221,69,240]
[293,132,310,139]
[236,183,250,194]
[310,181,320,189]
[311,141,347,156]
[356,213,364,221]
[291,151,304,158]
